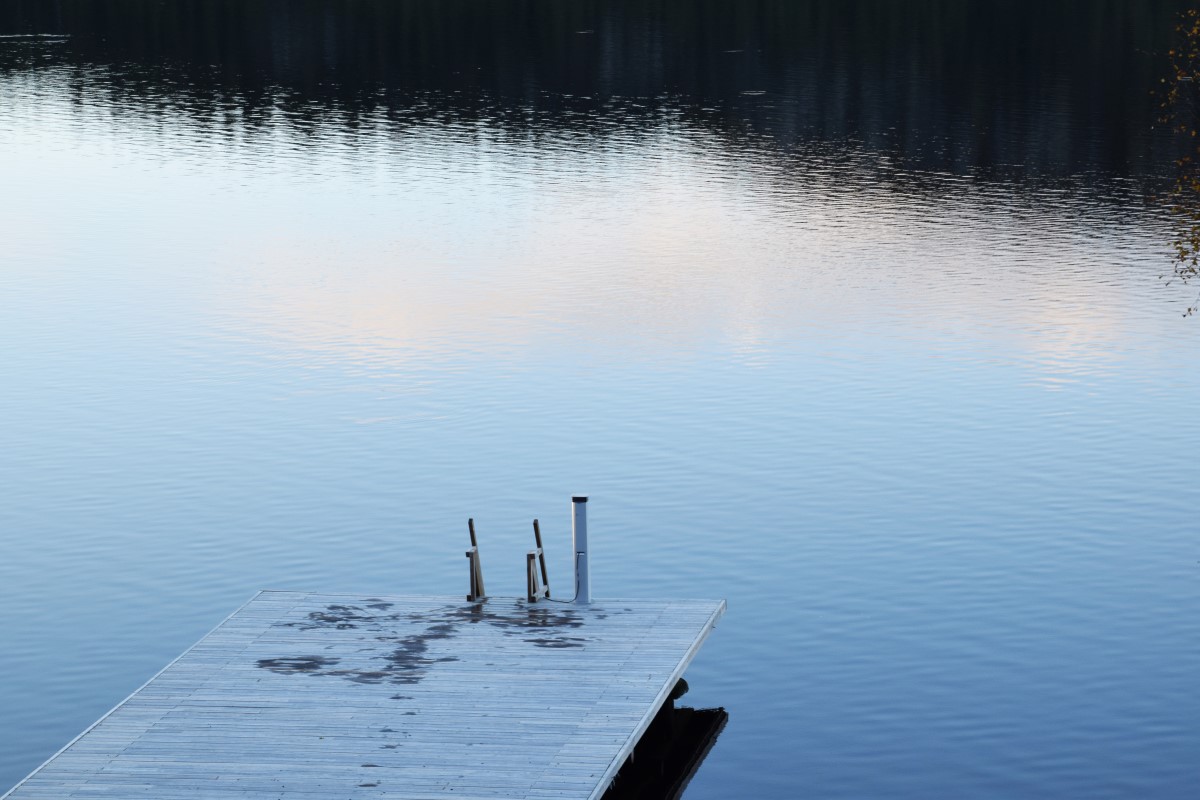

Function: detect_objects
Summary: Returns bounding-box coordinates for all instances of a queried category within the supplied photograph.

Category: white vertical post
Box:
[572,496,591,603]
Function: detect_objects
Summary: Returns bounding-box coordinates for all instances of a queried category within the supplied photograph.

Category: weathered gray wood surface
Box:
[3,592,725,800]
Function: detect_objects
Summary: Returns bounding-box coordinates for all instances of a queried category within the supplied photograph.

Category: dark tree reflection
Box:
[0,0,1188,180]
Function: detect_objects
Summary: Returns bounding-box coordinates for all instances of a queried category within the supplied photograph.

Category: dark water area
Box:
[1,2,1198,798]
[0,0,1184,177]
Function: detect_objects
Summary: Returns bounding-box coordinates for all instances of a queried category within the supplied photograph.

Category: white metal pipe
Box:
[572,496,590,603]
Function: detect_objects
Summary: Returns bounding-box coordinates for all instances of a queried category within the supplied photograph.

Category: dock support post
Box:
[572,496,591,603]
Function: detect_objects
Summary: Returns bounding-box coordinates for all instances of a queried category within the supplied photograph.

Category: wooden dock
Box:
[3,591,725,799]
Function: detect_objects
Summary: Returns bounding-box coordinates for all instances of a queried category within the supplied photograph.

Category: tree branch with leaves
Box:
[1162,9,1200,316]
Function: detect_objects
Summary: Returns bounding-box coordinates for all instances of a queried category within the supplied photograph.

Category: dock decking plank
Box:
[3,592,724,800]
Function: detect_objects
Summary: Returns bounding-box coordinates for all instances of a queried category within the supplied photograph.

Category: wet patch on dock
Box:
[261,599,602,686]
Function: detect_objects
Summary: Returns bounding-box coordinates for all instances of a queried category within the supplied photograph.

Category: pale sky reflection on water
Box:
[3,86,1168,411]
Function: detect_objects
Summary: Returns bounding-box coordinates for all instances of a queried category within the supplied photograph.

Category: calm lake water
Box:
[1,2,1198,797]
